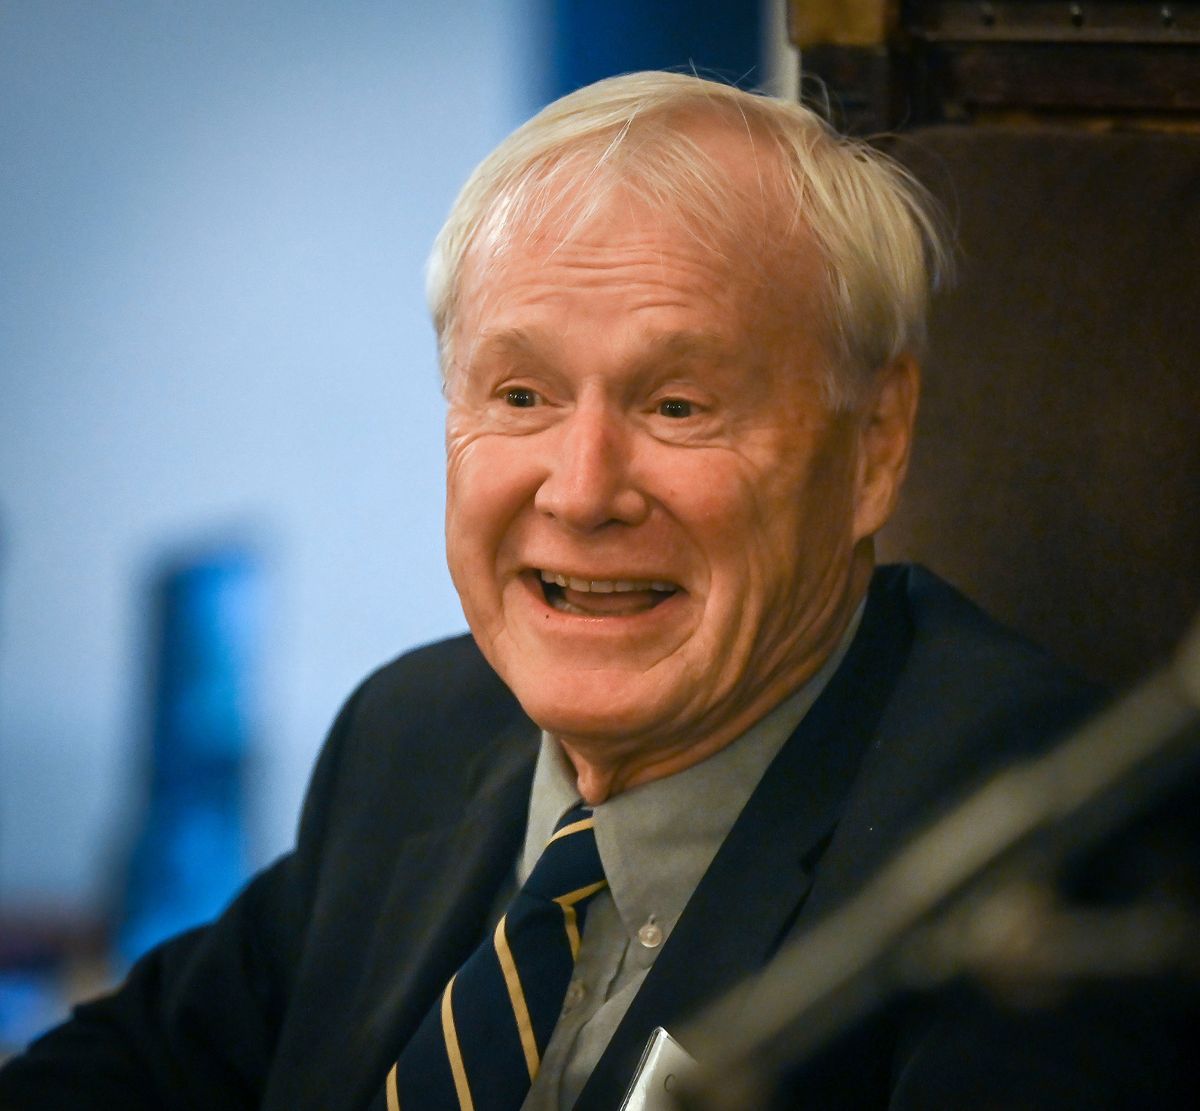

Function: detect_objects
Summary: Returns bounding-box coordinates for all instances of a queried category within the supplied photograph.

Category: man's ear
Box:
[852,354,920,543]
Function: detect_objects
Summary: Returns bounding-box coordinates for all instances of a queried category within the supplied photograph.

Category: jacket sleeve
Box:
[0,678,366,1111]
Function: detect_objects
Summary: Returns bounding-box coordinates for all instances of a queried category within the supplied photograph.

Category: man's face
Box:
[444,185,877,785]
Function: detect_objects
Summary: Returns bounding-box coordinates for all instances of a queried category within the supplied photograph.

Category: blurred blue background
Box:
[0,0,789,1046]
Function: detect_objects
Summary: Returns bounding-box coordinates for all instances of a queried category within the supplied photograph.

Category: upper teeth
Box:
[540,570,676,594]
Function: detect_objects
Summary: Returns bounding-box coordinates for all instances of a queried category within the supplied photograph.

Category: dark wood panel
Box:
[936,43,1200,112]
[789,0,1200,129]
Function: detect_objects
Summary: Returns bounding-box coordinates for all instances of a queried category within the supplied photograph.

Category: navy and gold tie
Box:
[384,805,607,1111]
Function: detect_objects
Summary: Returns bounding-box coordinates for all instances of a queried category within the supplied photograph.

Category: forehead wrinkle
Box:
[515,200,741,281]
[530,243,731,295]
[468,325,743,385]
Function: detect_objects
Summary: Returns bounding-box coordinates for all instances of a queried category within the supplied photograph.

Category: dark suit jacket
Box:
[3,564,1176,1109]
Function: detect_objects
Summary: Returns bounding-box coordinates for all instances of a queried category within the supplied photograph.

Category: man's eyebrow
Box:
[631,330,734,369]
[470,329,549,364]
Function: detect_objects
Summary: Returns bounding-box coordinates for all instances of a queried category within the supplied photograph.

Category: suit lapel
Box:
[576,568,914,1109]
[371,721,536,1030]
[312,715,538,1111]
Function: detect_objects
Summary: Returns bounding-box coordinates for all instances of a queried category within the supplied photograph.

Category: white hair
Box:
[426,71,951,409]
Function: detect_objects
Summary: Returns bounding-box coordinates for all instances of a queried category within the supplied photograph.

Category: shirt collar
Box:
[520,600,865,940]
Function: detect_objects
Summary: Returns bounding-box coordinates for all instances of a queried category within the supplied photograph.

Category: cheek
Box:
[692,452,855,613]
[445,423,500,574]
[669,464,784,608]
[445,425,539,574]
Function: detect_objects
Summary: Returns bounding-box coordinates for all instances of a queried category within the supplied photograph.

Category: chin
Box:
[508,666,676,746]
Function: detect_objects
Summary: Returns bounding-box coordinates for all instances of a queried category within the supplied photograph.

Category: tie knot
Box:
[521,805,607,905]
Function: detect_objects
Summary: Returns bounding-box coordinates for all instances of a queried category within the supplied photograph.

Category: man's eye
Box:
[503,388,539,408]
[658,398,694,419]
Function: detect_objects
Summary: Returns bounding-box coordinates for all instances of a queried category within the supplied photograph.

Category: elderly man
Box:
[0,73,1132,1109]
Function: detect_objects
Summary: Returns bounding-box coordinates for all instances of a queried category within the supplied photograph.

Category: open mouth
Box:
[537,570,680,617]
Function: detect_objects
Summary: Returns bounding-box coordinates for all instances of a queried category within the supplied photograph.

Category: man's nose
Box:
[533,404,649,531]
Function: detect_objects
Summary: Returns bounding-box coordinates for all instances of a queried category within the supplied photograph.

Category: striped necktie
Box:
[384,805,607,1111]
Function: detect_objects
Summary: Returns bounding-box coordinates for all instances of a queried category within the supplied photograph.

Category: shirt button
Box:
[637,921,663,949]
[563,979,586,1009]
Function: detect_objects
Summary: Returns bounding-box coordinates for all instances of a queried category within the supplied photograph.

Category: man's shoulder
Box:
[322,632,533,792]
[856,564,1103,813]
[351,632,524,738]
[797,564,1105,922]
[857,563,1103,821]
[877,561,1098,701]
[298,632,534,855]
